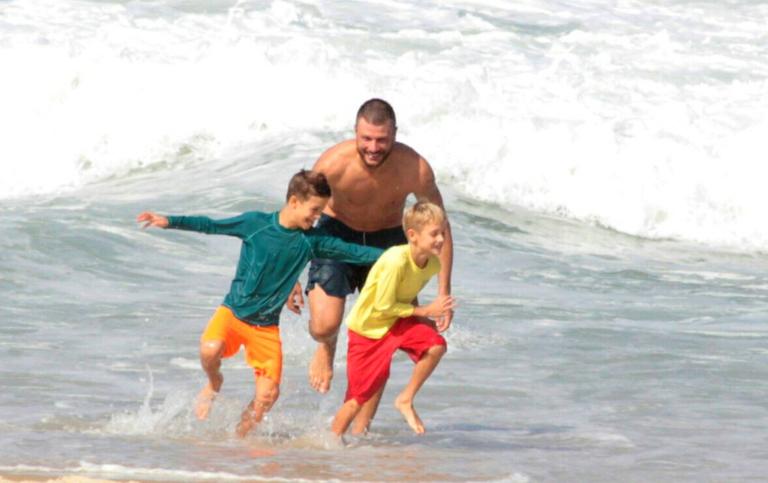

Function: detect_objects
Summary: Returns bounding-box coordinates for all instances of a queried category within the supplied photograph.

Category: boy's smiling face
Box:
[408,220,446,258]
[289,195,328,230]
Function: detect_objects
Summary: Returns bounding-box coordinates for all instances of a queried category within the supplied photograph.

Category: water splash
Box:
[103,366,192,436]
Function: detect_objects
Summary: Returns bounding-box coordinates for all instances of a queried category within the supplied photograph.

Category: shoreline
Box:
[0,477,141,483]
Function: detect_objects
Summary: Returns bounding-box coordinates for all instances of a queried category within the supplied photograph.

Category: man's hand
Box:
[136,211,169,229]
[285,282,304,315]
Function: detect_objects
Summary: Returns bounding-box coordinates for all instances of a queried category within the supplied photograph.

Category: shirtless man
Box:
[286,98,454,394]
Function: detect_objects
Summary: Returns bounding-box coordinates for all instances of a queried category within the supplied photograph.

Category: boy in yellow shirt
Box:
[331,201,455,436]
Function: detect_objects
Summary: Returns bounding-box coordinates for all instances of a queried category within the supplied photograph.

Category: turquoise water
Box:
[2,0,768,481]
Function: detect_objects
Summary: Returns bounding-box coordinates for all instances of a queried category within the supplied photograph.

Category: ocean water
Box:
[2,0,768,481]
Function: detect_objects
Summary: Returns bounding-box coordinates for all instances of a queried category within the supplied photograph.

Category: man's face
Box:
[291,195,328,230]
[355,118,396,168]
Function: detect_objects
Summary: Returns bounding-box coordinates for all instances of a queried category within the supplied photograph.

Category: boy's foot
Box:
[236,417,254,438]
[236,402,264,438]
[194,379,221,420]
[308,344,333,393]
[394,395,425,435]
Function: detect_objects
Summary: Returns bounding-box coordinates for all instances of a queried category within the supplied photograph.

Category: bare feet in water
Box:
[236,414,255,438]
[308,344,334,393]
[394,394,425,435]
[195,374,222,420]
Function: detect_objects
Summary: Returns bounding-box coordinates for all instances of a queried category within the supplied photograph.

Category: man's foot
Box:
[194,376,222,420]
[394,394,425,435]
[308,344,334,393]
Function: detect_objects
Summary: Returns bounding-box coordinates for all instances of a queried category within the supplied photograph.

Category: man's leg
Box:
[307,284,345,393]
[394,344,446,434]
[236,376,280,438]
[196,339,225,420]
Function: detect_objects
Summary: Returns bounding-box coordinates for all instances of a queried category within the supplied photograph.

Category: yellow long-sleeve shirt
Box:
[345,244,441,339]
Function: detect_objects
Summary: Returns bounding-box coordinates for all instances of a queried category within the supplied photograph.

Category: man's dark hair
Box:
[356,98,397,128]
[286,169,331,201]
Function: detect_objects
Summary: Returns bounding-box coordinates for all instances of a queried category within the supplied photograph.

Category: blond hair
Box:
[402,201,445,232]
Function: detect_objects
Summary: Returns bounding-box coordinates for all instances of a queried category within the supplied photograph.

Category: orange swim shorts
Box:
[201,306,282,383]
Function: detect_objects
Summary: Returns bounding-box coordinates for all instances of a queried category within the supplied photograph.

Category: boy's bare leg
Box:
[196,339,225,420]
[350,384,386,435]
[308,286,345,393]
[331,398,362,436]
[394,344,446,435]
[236,376,280,438]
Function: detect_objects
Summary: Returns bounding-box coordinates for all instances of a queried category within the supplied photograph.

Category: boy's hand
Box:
[435,310,453,333]
[285,282,304,315]
[136,211,169,229]
[422,294,455,319]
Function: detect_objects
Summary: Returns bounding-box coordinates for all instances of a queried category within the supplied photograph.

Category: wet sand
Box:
[0,477,139,483]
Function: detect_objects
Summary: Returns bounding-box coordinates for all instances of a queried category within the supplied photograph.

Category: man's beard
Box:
[358,147,392,168]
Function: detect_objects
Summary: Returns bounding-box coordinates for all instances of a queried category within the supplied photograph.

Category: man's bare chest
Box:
[334,175,411,207]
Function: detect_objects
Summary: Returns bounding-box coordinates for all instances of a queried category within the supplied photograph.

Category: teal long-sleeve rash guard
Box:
[167,211,383,326]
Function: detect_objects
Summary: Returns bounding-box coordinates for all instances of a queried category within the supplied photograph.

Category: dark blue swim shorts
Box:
[306,214,407,297]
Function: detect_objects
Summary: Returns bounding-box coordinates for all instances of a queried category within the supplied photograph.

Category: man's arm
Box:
[311,143,343,180]
[413,160,453,291]
[412,158,454,331]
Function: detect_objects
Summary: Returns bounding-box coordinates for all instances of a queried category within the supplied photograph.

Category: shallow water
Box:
[3,0,768,481]
[3,167,768,481]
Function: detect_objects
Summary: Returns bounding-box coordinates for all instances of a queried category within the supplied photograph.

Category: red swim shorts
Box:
[344,316,447,405]
[201,306,282,383]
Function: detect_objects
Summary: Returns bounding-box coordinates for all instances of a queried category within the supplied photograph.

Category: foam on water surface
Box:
[2,0,768,250]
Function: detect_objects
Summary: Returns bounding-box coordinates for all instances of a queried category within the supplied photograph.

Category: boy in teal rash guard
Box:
[136,170,383,437]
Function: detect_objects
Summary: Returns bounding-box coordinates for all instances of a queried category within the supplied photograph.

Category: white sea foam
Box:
[0,462,311,482]
[169,356,199,370]
[443,323,507,351]
[2,0,768,252]
[102,366,185,435]
[681,330,768,339]
[572,431,635,449]
[494,474,531,483]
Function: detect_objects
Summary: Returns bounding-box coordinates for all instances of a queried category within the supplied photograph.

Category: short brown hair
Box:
[286,169,331,201]
[356,98,397,128]
[403,201,445,232]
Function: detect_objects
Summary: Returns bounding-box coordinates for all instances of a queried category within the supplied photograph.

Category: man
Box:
[287,98,454,393]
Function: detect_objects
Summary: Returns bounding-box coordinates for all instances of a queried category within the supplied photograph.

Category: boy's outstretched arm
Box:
[309,234,384,265]
[137,212,253,236]
[137,211,169,229]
